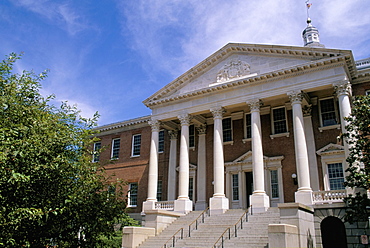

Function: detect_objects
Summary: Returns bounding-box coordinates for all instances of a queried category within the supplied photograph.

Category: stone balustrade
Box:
[312,190,347,204]
[155,201,175,210]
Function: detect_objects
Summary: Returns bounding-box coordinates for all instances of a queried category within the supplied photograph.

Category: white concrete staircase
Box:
[174,209,246,248]
[137,210,205,248]
[137,208,281,248]
[219,208,281,248]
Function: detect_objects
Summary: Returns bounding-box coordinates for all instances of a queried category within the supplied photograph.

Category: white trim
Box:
[318,97,339,128]
[131,134,141,157]
[317,143,346,191]
[222,117,233,143]
[92,142,101,163]
[244,113,252,140]
[271,106,289,135]
[127,183,138,207]
[111,138,120,159]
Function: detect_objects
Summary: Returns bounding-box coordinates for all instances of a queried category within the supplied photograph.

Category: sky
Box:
[1,0,370,126]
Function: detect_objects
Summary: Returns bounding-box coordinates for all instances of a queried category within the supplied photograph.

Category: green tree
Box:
[343,95,370,223]
[0,54,135,247]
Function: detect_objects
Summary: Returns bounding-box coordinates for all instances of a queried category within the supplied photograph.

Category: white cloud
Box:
[118,0,370,77]
[11,0,89,35]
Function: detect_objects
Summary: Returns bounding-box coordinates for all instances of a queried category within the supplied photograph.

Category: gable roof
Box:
[143,43,355,108]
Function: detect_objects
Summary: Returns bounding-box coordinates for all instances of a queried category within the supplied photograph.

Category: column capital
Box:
[148,119,161,132]
[168,130,178,140]
[334,81,352,97]
[178,114,192,126]
[196,124,207,135]
[210,107,226,119]
[247,99,263,112]
[302,105,312,117]
[288,91,303,105]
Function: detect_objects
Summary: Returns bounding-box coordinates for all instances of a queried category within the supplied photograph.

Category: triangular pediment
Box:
[144,43,354,108]
[317,143,345,156]
[225,151,284,166]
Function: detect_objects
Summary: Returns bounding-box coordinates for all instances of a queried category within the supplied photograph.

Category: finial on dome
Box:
[302,1,325,48]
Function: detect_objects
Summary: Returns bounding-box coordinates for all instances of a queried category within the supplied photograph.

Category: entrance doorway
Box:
[245,172,253,207]
[321,216,347,248]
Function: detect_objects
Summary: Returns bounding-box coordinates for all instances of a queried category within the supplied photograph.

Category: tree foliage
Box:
[0,54,135,247]
[343,94,370,223]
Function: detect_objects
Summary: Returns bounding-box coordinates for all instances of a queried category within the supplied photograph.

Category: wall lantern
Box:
[291,173,298,185]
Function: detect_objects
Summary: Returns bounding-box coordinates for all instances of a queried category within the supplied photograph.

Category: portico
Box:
[141,43,355,215]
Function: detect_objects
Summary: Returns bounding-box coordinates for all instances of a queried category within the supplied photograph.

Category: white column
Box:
[195,125,207,210]
[238,170,243,209]
[174,114,193,213]
[247,99,270,212]
[288,91,313,205]
[167,130,178,201]
[334,81,352,164]
[302,105,320,191]
[142,119,160,211]
[209,107,229,215]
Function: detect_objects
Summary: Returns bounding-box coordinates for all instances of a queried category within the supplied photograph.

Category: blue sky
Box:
[1,0,369,126]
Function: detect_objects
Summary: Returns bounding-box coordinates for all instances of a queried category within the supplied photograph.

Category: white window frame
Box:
[366,90,370,96]
[111,138,120,159]
[222,117,233,144]
[243,113,252,142]
[270,106,289,138]
[189,124,195,149]
[157,180,162,201]
[232,174,239,201]
[131,134,141,157]
[270,169,279,199]
[317,144,346,191]
[92,142,101,162]
[318,97,340,131]
[158,130,164,153]
[128,183,138,207]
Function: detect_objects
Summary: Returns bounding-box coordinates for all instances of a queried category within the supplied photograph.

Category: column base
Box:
[250,193,270,213]
[174,199,193,214]
[142,200,156,212]
[195,200,208,211]
[295,190,313,206]
[210,196,229,215]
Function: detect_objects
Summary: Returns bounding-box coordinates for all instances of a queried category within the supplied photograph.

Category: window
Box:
[270,170,279,198]
[92,142,101,162]
[132,134,141,157]
[157,180,162,201]
[128,183,138,207]
[272,107,287,134]
[327,163,345,190]
[232,174,239,201]
[222,117,232,142]
[189,177,194,201]
[189,125,195,148]
[111,138,120,159]
[245,113,252,139]
[319,98,338,127]
[158,130,164,153]
[366,90,370,96]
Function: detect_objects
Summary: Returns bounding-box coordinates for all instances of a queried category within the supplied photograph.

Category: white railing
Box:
[312,190,347,204]
[155,201,174,210]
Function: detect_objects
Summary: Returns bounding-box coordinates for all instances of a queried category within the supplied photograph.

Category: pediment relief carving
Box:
[225,151,284,166]
[216,59,252,83]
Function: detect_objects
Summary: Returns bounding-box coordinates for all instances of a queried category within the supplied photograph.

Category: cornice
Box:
[96,115,151,132]
[145,56,350,108]
[143,43,355,107]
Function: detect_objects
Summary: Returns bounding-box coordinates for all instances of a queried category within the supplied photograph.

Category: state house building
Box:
[94,17,370,248]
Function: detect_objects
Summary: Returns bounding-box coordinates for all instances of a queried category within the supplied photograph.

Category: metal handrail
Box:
[162,207,210,248]
[212,209,249,248]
